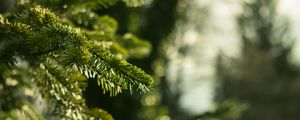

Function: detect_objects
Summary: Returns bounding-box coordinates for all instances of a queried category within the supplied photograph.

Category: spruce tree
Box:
[0,0,154,119]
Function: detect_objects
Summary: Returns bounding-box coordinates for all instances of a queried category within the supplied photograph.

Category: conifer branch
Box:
[0,1,153,119]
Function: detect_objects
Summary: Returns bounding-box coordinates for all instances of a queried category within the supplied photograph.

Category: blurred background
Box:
[83,0,300,119]
[87,0,300,120]
[3,0,300,119]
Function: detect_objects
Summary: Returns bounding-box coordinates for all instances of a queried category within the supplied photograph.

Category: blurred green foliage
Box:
[195,100,248,120]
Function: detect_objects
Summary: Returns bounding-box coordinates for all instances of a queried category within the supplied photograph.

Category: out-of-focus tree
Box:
[216,0,300,119]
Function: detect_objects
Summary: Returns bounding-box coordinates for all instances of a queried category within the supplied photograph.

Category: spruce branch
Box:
[0,2,153,119]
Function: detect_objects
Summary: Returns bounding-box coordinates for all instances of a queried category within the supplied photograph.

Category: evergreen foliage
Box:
[80,0,182,119]
[0,0,154,119]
